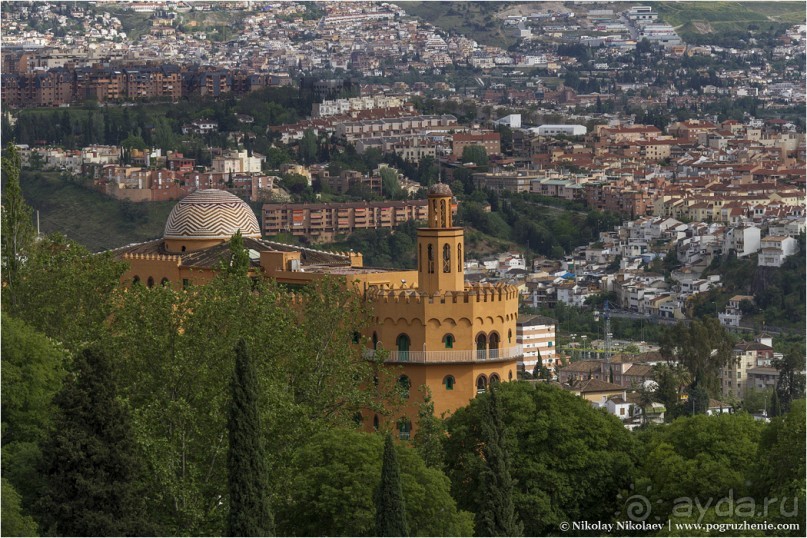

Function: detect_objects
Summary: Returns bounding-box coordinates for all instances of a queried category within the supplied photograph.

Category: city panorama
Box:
[1,1,805,537]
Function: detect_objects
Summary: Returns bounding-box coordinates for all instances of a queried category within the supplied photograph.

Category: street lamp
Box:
[570,334,577,361]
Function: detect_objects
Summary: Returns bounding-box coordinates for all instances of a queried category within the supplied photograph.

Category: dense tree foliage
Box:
[1,316,66,533]
[102,273,395,534]
[275,429,473,537]
[751,401,805,533]
[1,478,39,537]
[4,234,127,355]
[660,318,735,401]
[1,143,35,304]
[633,413,764,524]
[444,382,637,535]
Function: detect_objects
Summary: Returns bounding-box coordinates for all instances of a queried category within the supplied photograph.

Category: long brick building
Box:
[262,199,457,241]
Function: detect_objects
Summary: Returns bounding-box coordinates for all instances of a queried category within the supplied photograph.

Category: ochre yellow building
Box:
[115,186,522,437]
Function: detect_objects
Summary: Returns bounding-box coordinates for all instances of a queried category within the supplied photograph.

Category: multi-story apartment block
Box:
[721,340,775,398]
[336,114,457,142]
[758,235,799,267]
[262,200,458,241]
[452,132,501,158]
[516,314,558,374]
[723,225,761,257]
[473,171,537,193]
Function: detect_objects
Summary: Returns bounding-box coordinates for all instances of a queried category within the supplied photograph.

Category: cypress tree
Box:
[36,347,150,536]
[227,339,273,537]
[1,143,35,306]
[375,432,409,537]
[477,386,523,537]
[770,388,782,418]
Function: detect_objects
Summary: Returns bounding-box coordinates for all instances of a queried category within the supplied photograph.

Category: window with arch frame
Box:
[457,243,462,272]
[443,334,455,349]
[443,375,455,390]
[427,244,434,273]
[443,243,451,273]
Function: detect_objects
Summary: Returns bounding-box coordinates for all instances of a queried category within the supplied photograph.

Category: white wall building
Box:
[516,314,558,374]
[531,124,587,137]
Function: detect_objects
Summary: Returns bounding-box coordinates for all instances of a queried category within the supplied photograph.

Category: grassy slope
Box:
[398,1,518,48]
[20,171,174,252]
[654,1,804,36]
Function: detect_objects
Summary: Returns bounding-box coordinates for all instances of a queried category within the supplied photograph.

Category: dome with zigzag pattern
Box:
[164,189,261,241]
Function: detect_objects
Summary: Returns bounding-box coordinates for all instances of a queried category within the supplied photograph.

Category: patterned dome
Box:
[164,189,261,240]
[428,182,453,196]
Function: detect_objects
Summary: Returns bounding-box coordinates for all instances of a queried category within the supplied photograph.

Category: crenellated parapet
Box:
[366,281,520,304]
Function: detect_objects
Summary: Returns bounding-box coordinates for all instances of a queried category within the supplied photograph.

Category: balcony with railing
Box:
[363,344,523,364]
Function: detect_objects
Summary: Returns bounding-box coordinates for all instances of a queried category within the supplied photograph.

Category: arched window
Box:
[147,276,155,288]
[476,375,488,394]
[443,334,455,349]
[352,331,361,344]
[442,200,449,227]
[490,373,501,384]
[132,275,141,286]
[398,417,411,441]
[427,244,434,273]
[181,245,186,252]
[398,375,411,399]
[443,243,451,273]
[508,370,513,381]
[353,412,363,425]
[161,277,170,287]
[489,332,500,359]
[418,244,422,272]
[373,414,380,431]
[443,375,455,390]
[508,329,512,344]
[457,244,462,272]
[372,332,379,350]
[396,334,410,361]
[476,333,487,360]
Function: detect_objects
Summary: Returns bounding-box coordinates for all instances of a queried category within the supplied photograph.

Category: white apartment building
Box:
[758,235,799,267]
[516,314,558,374]
[212,150,265,174]
[723,225,761,258]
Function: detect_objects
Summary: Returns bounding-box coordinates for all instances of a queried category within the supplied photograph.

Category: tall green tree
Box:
[1,143,35,306]
[461,144,489,165]
[36,348,149,536]
[477,385,523,537]
[298,129,318,165]
[227,339,274,537]
[413,387,445,469]
[225,230,251,277]
[772,346,806,414]
[660,318,734,397]
[375,432,409,537]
